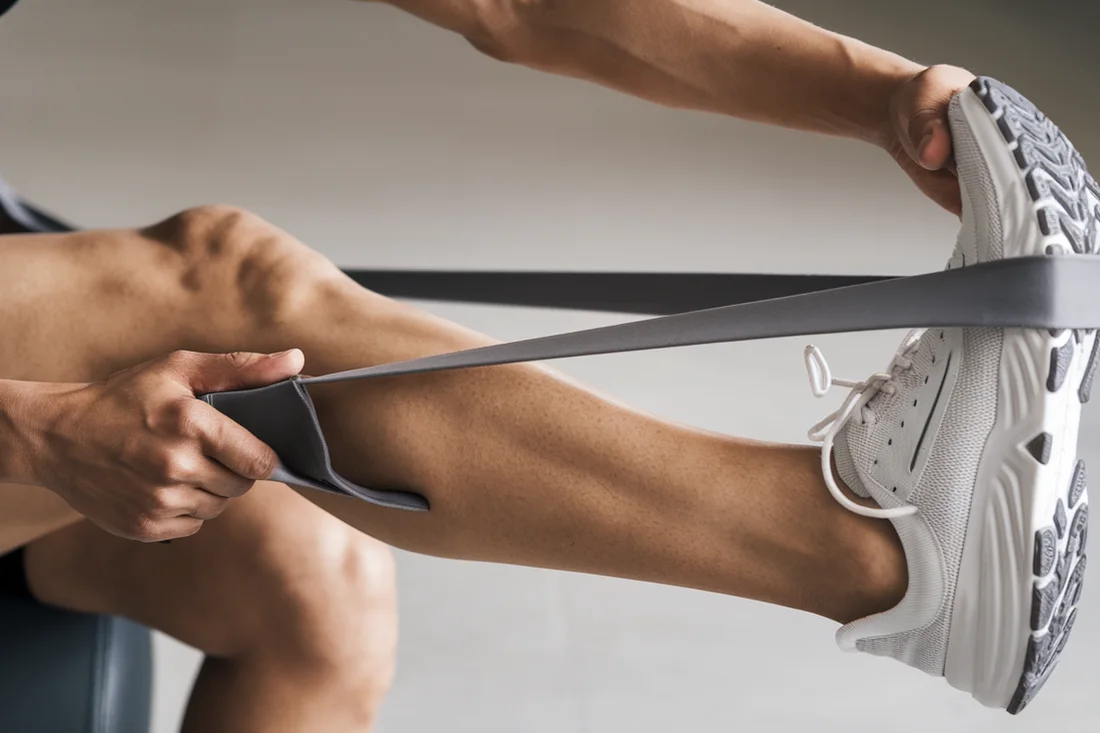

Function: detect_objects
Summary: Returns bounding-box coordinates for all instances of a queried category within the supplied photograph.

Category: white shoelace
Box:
[804,331,925,520]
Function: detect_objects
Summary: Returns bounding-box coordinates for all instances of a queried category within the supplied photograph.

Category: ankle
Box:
[820,451,908,623]
[712,444,908,624]
[832,513,909,624]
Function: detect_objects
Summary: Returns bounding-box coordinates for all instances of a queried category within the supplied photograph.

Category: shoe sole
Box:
[943,78,1095,714]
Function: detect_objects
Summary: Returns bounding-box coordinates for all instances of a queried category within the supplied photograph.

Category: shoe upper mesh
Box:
[832,93,1007,676]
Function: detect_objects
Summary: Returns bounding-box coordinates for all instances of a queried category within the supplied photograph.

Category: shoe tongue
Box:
[832,429,871,499]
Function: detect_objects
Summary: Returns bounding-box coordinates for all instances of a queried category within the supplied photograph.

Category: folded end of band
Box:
[200,379,430,512]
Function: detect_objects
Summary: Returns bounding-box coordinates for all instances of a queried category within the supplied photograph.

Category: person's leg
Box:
[0,206,906,626]
[2,220,396,733]
[20,480,398,733]
[0,482,80,553]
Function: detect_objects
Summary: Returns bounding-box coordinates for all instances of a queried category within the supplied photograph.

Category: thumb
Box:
[174,349,306,395]
[909,115,953,171]
[889,65,976,173]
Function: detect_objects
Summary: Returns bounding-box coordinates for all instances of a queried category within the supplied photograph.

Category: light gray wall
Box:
[1,1,1097,731]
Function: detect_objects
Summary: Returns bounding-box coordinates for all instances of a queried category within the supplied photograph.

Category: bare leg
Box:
[8,481,398,733]
[0,206,906,625]
[3,215,393,733]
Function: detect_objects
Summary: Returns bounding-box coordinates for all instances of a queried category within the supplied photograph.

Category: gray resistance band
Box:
[342,270,894,315]
[201,254,1100,511]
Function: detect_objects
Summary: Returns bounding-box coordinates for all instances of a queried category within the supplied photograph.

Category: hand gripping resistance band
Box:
[4,180,1097,513]
[201,254,1100,512]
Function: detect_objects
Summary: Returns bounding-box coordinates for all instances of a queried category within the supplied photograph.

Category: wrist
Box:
[833,36,924,147]
[0,379,72,485]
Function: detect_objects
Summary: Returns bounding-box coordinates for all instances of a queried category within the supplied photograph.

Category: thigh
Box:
[21,480,396,660]
[0,230,195,551]
[0,208,355,385]
[0,229,202,383]
[0,483,80,555]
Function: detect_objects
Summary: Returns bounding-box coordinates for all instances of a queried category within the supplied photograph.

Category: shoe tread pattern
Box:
[971,77,1094,715]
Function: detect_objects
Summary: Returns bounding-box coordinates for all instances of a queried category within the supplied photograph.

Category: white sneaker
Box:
[806,77,1096,713]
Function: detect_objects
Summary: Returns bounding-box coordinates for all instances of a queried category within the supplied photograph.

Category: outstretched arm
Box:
[368,0,975,213]
[379,0,911,142]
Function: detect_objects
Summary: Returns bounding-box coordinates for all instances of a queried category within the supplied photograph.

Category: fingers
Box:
[915,118,952,171]
[193,457,256,500]
[117,486,226,543]
[62,347,299,545]
[892,65,977,171]
[145,482,230,523]
[176,485,230,521]
[187,399,280,482]
[903,107,953,171]
[886,145,963,219]
[165,348,306,396]
[138,515,205,544]
[119,396,271,541]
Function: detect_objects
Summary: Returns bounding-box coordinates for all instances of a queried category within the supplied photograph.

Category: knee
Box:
[144,204,343,331]
[252,527,398,718]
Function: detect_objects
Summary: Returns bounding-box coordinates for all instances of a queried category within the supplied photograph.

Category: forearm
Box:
[377,0,924,146]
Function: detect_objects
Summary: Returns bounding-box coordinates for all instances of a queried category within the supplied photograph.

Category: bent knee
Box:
[251,524,398,682]
[255,528,398,719]
[143,204,344,331]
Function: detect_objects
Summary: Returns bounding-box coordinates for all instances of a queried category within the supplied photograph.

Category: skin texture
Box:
[0,1,978,730]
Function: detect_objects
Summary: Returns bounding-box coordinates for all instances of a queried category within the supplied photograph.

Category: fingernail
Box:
[269,349,294,359]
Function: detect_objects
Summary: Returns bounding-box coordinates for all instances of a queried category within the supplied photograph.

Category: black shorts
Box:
[0,548,32,601]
